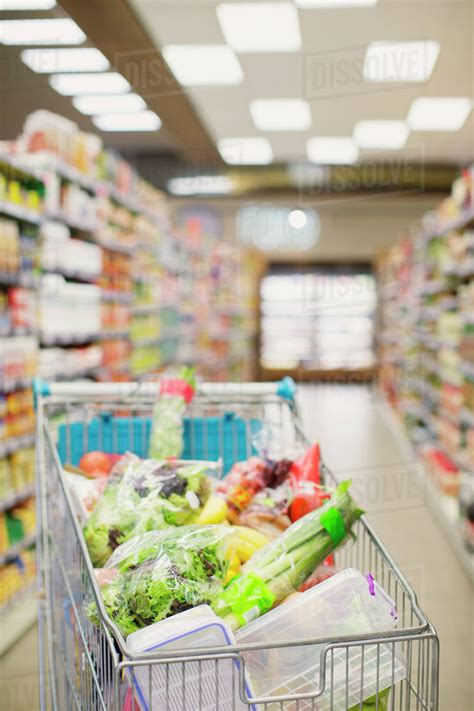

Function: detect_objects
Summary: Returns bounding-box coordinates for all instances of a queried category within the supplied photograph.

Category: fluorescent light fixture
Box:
[163,45,243,86]
[354,120,409,149]
[92,111,161,132]
[0,0,55,7]
[407,97,472,131]
[73,93,146,116]
[50,72,130,96]
[216,3,301,53]
[307,137,358,164]
[218,137,273,165]
[21,48,109,74]
[364,41,440,82]
[0,19,85,45]
[168,175,234,196]
[250,99,311,131]
[296,0,376,6]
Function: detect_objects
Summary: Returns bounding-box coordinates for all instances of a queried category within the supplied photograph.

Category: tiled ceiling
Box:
[129,0,474,165]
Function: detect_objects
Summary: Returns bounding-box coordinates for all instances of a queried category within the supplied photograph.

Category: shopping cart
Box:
[35,380,439,711]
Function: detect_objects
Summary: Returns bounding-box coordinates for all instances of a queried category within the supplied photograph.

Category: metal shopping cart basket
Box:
[35,379,439,711]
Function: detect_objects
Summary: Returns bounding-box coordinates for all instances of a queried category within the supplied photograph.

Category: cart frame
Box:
[35,380,439,711]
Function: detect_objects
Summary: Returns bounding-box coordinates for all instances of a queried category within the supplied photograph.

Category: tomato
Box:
[79,451,113,478]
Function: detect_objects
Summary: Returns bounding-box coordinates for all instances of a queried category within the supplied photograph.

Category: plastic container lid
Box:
[236,568,405,711]
[126,606,255,711]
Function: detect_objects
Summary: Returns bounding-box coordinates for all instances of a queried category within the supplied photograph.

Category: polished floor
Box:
[1,384,472,710]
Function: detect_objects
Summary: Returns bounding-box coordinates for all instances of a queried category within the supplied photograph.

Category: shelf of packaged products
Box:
[0,532,36,567]
[41,331,134,347]
[100,330,130,341]
[0,376,33,394]
[0,201,43,225]
[40,333,101,347]
[131,332,181,349]
[42,267,99,284]
[45,210,96,234]
[0,434,35,459]
[0,154,44,182]
[0,484,35,515]
[421,204,474,245]
[382,397,474,580]
[0,587,37,657]
[102,290,133,304]
[96,236,136,255]
[132,303,161,315]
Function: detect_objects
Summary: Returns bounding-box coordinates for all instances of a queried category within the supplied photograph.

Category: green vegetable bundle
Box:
[148,367,196,459]
[83,458,214,567]
[89,525,236,637]
[215,481,363,630]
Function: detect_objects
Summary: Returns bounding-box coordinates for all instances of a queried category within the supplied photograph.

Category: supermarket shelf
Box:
[0,484,35,514]
[0,375,33,393]
[43,267,99,283]
[422,204,474,244]
[102,290,133,304]
[97,237,136,255]
[0,433,35,459]
[0,271,20,287]
[100,330,129,341]
[0,201,43,225]
[40,332,101,346]
[0,588,37,657]
[45,210,96,234]
[0,154,44,183]
[461,408,474,428]
[381,397,474,582]
[0,532,36,566]
[133,303,160,315]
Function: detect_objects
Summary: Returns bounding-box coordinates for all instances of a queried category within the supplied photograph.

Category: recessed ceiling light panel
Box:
[92,110,161,132]
[0,18,85,45]
[0,0,56,8]
[354,120,409,149]
[73,93,146,115]
[218,137,273,165]
[307,136,358,164]
[216,3,301,53]
[21,48,109,74]
[296,0,377,6]
[364,41,440,82]
[163,45,243,86]
[407,97,472,131]
[250,99,311,131]
[50,72,130,96]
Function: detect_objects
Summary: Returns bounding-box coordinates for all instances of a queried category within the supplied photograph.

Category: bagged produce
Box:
[215,481,363,630]
[148,368,195,459]
[89,525,236,636]
[216,456,292,522]
[237,482,293,539]
[83,457,215,566]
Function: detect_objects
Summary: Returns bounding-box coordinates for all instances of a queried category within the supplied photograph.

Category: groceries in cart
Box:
[83,457,218,566]
[85,478,363,636]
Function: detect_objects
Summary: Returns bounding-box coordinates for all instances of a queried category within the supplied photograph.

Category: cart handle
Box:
[33,376,297,402]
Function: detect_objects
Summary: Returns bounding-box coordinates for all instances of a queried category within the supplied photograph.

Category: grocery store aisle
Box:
[1,384,472,711]
[298,383,473,711]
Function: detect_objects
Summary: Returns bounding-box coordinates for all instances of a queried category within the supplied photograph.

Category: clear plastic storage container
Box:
[127,606,256,711]
[236,568,406,710]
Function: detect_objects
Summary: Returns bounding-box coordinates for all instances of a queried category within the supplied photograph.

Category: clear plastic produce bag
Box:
[83,457,219,567]
[89,525,237,637]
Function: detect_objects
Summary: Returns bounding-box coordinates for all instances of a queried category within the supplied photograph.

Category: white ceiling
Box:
[129,0,474,165]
